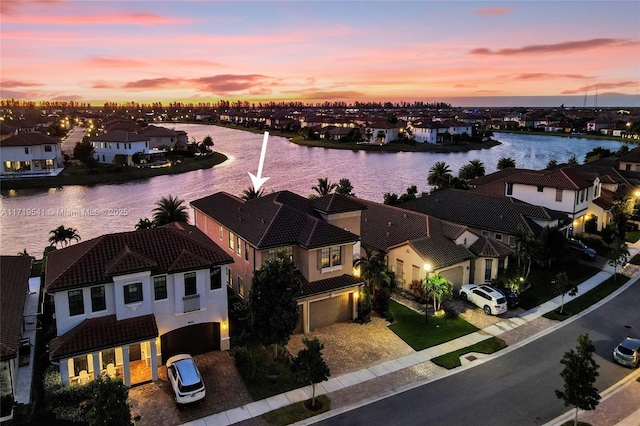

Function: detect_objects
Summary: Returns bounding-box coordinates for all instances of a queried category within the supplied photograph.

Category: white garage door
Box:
[441,266,464,292]
[309,293,352,331]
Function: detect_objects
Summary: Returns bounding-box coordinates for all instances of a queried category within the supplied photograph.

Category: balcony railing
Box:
[183,294,200,313]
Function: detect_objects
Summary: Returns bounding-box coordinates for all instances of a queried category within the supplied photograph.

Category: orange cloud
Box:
[475,7,514,17]
[295,90,366,100]
[501,73,593,80]
[90,81,115,89]
[192,74,274,95]
[123,78,183,89]
[561,81,640,94]
[2,12,190,25]
[470,38,635,55]
[85,56,148,68]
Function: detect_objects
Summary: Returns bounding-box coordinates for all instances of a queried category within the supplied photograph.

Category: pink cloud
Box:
[52,94,82,101]
[561,81,639,94]
[470,38,636,55]
[2,12,190,25]
[475,7,514,17]
[123,78,183,90]
[90,81,116,89]
[501,73,593,80]
[191,74,274,95]
[0,80,43,88]
[296,90,365,100]
[84,56,148,68]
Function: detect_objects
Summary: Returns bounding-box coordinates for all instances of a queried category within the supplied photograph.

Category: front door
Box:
[129,343,142,361]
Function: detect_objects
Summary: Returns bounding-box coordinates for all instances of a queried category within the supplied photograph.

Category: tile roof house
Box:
[469,164,636,235]
[0,133,64,177]
[89,130,151,165]
[191,191,365,334]
[0,256,32,419]
[399,188,569,246]
[365,121,400,145]
[44,223,233,386]
[356,198,512,292]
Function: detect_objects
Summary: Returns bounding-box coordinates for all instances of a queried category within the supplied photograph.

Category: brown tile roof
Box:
[90,130,149,143]
[191,191,359,250]
[49,314,158,360]
[0,132,60,147]
[408,237,473,269]
[0,256,32,360]
[138,125,179,137]
[45,223,232,292]
[300,274,362,297]
[619,147,640,164]
[310,194,367,214]
[400,188,567,236]
[468,236,513,258]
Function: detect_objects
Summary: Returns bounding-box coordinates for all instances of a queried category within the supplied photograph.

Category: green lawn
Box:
[431,337,508,369]
[263,395,331,426]
[518,261,601,310]
[543,274,630,321]
[388,300,479,351]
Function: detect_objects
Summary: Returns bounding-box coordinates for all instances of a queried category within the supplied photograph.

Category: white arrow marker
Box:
[248,131,270,191]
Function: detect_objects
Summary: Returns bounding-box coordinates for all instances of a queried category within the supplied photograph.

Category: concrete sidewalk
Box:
[180,251,640,426]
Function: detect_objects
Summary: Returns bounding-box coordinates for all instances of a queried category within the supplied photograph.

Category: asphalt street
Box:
[318,279,640,426]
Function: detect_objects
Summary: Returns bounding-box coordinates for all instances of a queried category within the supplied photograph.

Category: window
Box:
[73,355,88,376]
[44,145,52,152]
[320,246,342,269]
[101,348,116,369]
[244,241,249,261]
[90,286,106,312]
[24,147,29,154]
[154,276,167,300]
[626,164,631,171]
[123,282,143,304]
[219,225,223,239]
[481,230,490,237]
[236,236,241,256]
[116,143,119,149]
[495,233,503,241]
[484,259,493,282]
[68,289,84,316]
[229,232,235,250]
[321,247,331,268]
[506,183,513,196]
[267,247,293,261]
[331,246,342,265]
[210,267,222,290]
[412,265,420,282]
[555,189,563,202]
[226,268,233,287]
[537,185,544,192]
[238,277,244,298]
[184,272,197,296]
[580,189,585,203]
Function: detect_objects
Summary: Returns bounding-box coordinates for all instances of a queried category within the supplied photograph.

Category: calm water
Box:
[0,125,627,256]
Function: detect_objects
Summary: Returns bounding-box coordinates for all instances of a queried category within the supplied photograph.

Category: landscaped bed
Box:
[431,337,508,369]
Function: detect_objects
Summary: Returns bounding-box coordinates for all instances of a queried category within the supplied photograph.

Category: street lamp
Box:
[424,263,432,324]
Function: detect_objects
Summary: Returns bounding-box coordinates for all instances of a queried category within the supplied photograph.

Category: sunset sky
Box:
[1,0,639,107]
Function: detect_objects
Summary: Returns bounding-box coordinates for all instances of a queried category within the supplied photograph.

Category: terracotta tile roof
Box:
[400,188,567,236]
[191,191,359,250]
[0,132,60,147]
[0,256,32,360]
[408,237,473,269]
[49,314,158,360]
[45,223,232,292]
[300,274,362,297]
[619,147,640,164]
[468,236,513,258]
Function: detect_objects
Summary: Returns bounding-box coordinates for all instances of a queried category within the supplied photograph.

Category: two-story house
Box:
[356,199,512,292]
[89,130,151,165]
[138,125,188,150]
[0,133,64,177]
[365,121,400,145]
[44,223,233,386]
[399,188,568,247]
[191,191,364,334]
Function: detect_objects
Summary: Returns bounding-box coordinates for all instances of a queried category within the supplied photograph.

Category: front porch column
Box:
[352,289,359,321]
[59,359,70,385]
[303,301,310,334]
[121,345,131,387]
[149,339,158,382]
[91,352,101,380]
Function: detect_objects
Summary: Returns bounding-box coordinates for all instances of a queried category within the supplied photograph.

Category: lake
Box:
[0,125,628,256]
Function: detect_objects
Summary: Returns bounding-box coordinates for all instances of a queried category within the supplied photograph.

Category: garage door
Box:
[441,266,464,292]
[309,293,352,331]
[160,322,220,363]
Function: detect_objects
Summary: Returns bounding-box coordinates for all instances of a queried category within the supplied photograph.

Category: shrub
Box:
[356,286,372,324]
[233,346,267,382]
[408,279,426,303]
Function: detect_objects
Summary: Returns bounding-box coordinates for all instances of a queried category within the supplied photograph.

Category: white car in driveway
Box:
[459,284,508,315]
[166,354,206,405]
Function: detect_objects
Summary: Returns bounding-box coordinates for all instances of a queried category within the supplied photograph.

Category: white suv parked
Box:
[459,284,508,315]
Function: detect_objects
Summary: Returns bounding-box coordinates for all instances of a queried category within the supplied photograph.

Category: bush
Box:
[356,286,372,324]
[408,279,426,303]
[233,346,267,382]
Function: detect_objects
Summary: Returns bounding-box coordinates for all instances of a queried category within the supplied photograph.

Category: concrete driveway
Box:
[129,351,253,426]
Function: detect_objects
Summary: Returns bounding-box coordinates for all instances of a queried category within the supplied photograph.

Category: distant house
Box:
[90,130,151,165]
[138,125,187,150]
[0,133,64,177]
[44,224,233,386]
[0,256,32,420]
[365,121,399,144]
[411,119,471,144]
[356,199,512,291]
[191,191,364,334]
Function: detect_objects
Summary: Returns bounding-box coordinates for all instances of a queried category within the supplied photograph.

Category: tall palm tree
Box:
[311,178,337,198]
[427,161,453,190]
[336,178,355,196]
[152,195,189,226]
[354,248,394,294]
[241,186,264,200]
[497,156,516,170]
[48,225,81,247]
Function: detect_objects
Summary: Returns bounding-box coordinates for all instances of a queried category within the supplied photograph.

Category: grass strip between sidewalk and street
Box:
[430,337,508,369]
[543,273,630,321]
[262,395,331,426]
[388,300,479,351]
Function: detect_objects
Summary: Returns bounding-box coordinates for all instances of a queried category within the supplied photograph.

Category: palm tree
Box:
[152,195,189,226]
[497,156,516,170]
[311,178,337,198]
[427,161,453,190]
[135,218,154,230]
[48,225,81,247]
[241,186,264,200]
[336,178,355,196]
[354,248,394,294]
